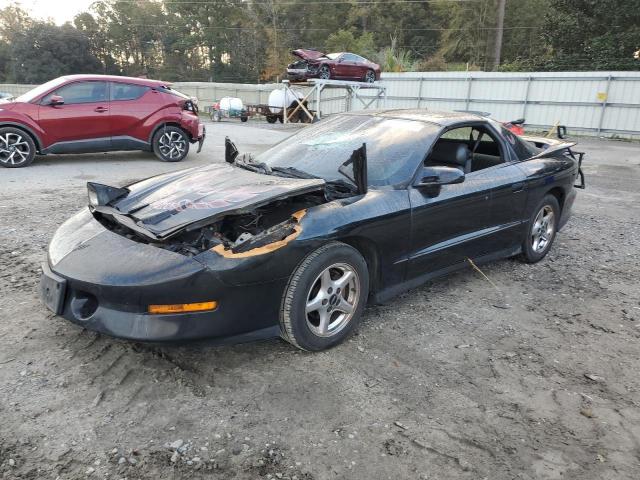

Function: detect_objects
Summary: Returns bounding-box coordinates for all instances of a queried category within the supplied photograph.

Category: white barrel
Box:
[219,97,244,111]
[268,89,303,114]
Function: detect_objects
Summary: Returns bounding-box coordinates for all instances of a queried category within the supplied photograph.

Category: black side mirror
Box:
[49,95,64,106]
[416,166,465,188]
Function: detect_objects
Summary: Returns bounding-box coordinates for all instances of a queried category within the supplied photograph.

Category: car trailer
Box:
[245,103,317,124]
[281,78,387,124]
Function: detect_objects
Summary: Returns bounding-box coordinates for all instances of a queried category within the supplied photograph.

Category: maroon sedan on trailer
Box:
[0,74,205,168]
[287,49,382,83]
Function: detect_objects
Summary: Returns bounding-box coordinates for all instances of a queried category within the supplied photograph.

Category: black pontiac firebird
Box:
[41,110,585,351]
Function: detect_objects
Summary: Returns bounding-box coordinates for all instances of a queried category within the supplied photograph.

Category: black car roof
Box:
[344,109,488,127]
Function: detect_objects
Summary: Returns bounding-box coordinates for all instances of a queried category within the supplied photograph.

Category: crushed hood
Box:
[93,163,326,240]
[291,49,326,61]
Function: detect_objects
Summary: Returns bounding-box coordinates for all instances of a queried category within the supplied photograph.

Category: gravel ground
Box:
[0,121,639,480]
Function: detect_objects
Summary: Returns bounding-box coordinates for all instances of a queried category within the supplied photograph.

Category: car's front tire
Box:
[521,194,560,263]
[0,127,36,168]
[319,65,331,80]
[280,242,369,351]
[152,126,189,162]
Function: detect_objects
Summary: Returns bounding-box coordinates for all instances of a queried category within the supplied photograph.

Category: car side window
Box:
[342,54,357,62]
[42,81,108,105]
[110,83,149,101]
[425,125,505,174]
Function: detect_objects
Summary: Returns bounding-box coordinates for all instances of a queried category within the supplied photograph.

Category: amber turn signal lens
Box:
[148,301,218,314]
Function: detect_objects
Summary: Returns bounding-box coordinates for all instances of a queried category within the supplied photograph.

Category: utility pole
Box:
[493,0,506,70]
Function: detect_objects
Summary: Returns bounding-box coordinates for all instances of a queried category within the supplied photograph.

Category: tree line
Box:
[0,0,638,85]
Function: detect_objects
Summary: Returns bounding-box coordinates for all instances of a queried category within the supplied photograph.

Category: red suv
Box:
[0,75,205,168]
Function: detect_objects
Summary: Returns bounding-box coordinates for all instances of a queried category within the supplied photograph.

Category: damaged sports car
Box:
[41,110,585,351]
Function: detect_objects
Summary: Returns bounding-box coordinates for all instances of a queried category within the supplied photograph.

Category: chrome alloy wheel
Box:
[0,132,31,166]
[531,205,555,253]
[305,263,360,337]
[158,131,187,160]
[365,70,375,83]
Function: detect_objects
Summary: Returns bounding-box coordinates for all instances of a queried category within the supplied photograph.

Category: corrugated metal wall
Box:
[3,71,640,138]
[372,71,640,138]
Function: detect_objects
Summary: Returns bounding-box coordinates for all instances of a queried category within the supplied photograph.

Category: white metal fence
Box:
[3,70,640,138]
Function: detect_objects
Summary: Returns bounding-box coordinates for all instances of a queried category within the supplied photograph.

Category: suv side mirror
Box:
[416,166,465,188]
[49,95,64,106]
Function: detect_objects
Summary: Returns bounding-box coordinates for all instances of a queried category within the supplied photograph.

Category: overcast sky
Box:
[4,0,96,25]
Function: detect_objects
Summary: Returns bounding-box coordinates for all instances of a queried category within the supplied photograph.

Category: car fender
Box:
[144,107,184,143]
[516,155,576,218]
[0,114,45,151]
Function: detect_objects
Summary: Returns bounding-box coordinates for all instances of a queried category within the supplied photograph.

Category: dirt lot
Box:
[1,121,639,480]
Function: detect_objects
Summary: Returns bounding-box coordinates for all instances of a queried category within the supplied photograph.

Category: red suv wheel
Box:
[0,127,36,168]
[152,126,190,162]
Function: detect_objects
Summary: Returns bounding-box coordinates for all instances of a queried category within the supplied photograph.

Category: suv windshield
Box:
[15,77,68,103]
[255,114,438,186]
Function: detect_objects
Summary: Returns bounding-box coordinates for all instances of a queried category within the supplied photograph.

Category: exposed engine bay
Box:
[158,192,324,256]
[95,191,326,257]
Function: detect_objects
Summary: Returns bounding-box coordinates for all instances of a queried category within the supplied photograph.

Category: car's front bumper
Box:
[41,210,289,343]
[287,68,310,81]
[41,261,284,343]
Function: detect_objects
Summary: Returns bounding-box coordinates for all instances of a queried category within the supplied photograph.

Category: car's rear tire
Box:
[520,194,560,263]
[280,242,369,351]
[240,115,248,123]
[266,115,277,124]
[319,65,331,80]
[152,126,189,162]
[0,127,36,168]
[364,70,376,83]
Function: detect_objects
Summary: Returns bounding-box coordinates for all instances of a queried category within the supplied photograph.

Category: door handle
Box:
[94,106,108,113]
[511,181,525,192]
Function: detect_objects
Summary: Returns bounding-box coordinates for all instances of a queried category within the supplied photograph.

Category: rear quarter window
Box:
[502,127,541,160]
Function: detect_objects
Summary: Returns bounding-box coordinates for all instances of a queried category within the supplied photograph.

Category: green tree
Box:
[89,0,168,77]
[537,0,640,70]
[325,29,376,58]
[9,22,102,83]
[435,0,496,70]
[0,4,33,81]
[365,1,442,61]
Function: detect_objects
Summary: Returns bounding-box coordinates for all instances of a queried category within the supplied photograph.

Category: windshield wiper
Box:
[270,166,320,179]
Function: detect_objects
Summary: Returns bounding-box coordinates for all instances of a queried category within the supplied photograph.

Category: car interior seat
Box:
[427,141,472,173]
